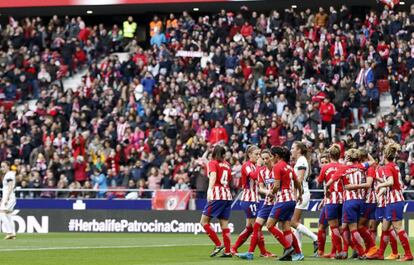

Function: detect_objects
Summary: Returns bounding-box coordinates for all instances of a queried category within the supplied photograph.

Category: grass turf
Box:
[0,233,408,265]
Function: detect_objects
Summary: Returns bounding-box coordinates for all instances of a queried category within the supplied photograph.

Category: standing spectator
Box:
[73,155,88,185]
[149,15,163,37]
[314,7,328,28]
[319,97,335,139]
[123,16,137,40]
[209,121,229,144]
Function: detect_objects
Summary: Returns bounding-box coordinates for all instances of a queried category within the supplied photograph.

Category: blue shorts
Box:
[361,203,377,220]
[325,204,342,221]
[270,201,296,222]
[342,200,363,224]
[257,204,274,220]
[319,206,328,226]
[386,201,404,222]
[375,207,385,221]
[240,201,259,219]
[202,200,232,220]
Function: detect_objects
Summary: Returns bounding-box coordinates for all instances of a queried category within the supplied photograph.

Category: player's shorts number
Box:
[249,203,257,215]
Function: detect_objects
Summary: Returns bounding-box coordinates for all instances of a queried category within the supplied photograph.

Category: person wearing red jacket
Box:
[209,121,229,144]
[319,97,336,140]
[241,21,253,38]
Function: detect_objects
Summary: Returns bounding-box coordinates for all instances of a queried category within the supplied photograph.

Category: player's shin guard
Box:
[268,226,290,249]
[377,230,389,255]
[317,229,326,253]
[284,230,301,254]
[257,230,267,255]
[350,230,365,256]
[389,229,398,255]
[233,226,253,251]
[248,223,261,253]
[397,230,412,257]
[222,228,231,254]
[370,229,377,242]
[297,223,318,241]
[358,226,375,249]
[341,228,350,252]
[330,226,342,254]
[203,224,221,247]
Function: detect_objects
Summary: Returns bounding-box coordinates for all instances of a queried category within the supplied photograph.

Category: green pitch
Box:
[0,233,407,265]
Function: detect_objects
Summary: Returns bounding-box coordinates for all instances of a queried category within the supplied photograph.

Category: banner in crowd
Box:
[5,209,414,236]
[0,0,231,8]
[175,51,203,58]
[151,190,192,210]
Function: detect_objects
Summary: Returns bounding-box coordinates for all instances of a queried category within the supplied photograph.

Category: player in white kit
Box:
[1,161,16,240]
[290,141,318,255]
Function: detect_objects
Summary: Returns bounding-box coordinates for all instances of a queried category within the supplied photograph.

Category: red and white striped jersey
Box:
[383,162,405,204]
[273,160,297,203]
[240,161,259,203]
[332,163,369,201]
[258,166,275,205]
[208,159,233,201]
[375,166,388,207]
[317,162,343,204]
[364,166,377,204]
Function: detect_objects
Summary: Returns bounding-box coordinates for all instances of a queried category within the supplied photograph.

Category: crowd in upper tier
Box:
[0,4,414,199]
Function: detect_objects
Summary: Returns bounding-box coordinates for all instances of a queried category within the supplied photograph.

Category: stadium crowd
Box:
[0,4,414,199]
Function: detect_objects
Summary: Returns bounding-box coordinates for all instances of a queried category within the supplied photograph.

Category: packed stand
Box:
[1,4,414,199]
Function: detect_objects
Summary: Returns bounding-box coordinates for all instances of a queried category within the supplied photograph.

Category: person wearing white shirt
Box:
[0,161,16,240]
[290,141,318,255]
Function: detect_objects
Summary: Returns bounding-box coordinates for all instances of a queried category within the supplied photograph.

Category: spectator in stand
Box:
[2,5,414,199]
[123,16,137,40]
[150,15,163,37]
[314,7,328,28]
[319,97,336,140]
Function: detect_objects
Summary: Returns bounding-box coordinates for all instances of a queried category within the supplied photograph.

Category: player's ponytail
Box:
[328,144,341,161]
[212,144,226,162]
[293,141,310,164]
[244,145,259,162]
[384,143,400,162]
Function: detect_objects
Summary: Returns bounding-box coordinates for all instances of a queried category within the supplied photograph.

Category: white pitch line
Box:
[0,243,211,252]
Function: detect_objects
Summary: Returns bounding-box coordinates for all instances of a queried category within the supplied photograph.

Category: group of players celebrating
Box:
[200,141,413,261]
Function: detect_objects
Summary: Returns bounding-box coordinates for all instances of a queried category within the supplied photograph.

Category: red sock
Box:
[233,226,253,251]
[330,245,337,255]
[358,226,375,249]
[342,228,350,252]
[389,229,398,255]
[317,229,326,252]
[284,230,301,254]
[330,226,342,254]
[377,230,389,255]
[257,231,267,255]
[351,230,365,256]
[222,228,231,253]
[268,226,290,248]
[398,230,413,257]
[370,229,377,242]
[203,224,221,247]
[248,223,261,253]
